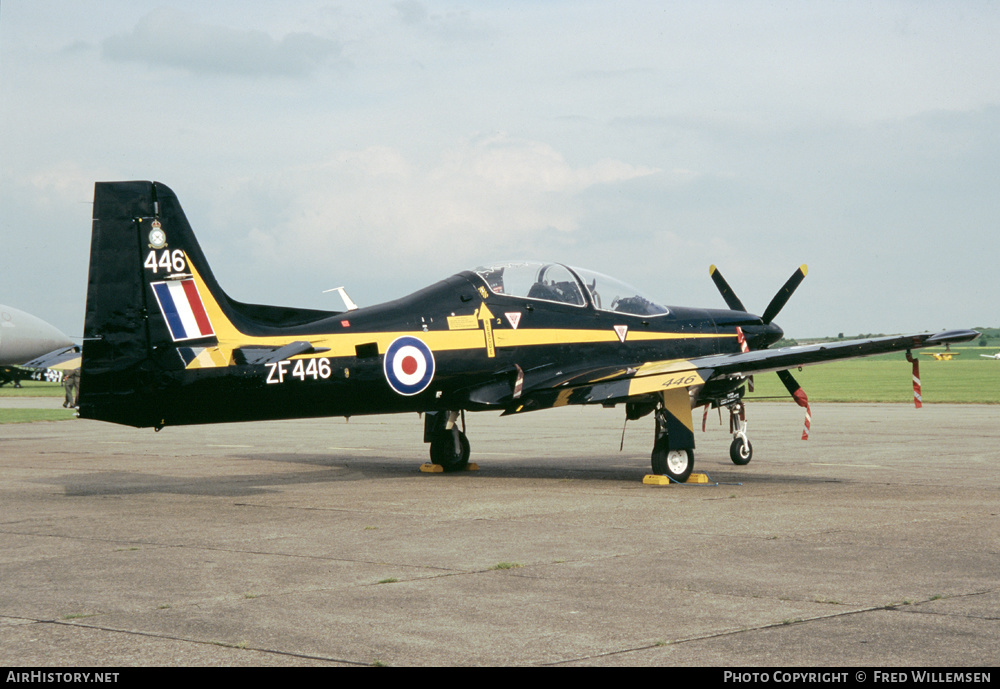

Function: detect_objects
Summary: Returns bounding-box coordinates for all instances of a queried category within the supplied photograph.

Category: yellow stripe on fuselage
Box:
[492,329,721,347]
[186,258,735,369]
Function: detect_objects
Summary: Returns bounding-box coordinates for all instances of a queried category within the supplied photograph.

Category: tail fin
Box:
[79,181,333,427]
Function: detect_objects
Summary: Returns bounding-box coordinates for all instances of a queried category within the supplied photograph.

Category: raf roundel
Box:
[383,336,435,396]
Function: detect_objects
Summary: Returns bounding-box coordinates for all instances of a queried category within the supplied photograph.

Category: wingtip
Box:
[926,329,980,345]
[800,264,808,276]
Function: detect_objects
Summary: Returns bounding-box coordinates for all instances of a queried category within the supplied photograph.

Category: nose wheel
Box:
[728,402,753,465]
[730,437,753,465]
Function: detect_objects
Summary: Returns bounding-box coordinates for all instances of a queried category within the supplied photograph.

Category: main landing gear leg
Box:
[649,388,695,482]
[728,402,753,465]
[425,410,470,472]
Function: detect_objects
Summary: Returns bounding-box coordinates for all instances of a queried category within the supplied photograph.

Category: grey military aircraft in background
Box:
[0,305,76,386]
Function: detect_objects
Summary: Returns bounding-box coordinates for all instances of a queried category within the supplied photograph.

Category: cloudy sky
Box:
[2,1,998,339]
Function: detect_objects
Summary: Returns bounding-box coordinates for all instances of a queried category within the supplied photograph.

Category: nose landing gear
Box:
[727,402,753,465]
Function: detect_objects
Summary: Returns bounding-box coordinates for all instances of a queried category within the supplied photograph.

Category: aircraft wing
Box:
[504,329,979,413]
[684,330,977,380]
[13,345,82,383]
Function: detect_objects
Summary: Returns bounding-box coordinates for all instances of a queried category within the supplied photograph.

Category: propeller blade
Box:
[761,264,808,325]
[709,265,747,312]
[777,369,811,440]
[776,369,803,398]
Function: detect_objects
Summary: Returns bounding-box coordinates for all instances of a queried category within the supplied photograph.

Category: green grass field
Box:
[745,347,1000,404]
[0,409,76,423]
[0,380,64,397]
[0,381,73,423]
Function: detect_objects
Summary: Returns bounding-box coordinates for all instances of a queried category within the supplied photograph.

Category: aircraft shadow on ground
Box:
[40,450,848,497]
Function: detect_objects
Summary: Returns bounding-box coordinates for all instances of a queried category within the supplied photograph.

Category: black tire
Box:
[429,429,470,472]
[650,437,694,482]
[730,438,753,465]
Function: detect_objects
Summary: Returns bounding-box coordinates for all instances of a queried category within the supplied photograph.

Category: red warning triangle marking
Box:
[614,325,628,343]
[505,312,521,330]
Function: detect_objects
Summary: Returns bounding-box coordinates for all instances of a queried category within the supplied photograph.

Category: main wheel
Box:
[650,437,694,483]
[730,437,753,465]
[429,428,470,472]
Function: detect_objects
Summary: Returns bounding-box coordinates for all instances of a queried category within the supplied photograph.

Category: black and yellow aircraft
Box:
[77,181,978,481]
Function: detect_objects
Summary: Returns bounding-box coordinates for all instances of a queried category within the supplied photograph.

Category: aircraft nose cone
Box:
[742,320,784,349]
[765,322,784,347]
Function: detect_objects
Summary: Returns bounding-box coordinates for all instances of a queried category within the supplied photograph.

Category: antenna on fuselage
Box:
[323,286,359,311]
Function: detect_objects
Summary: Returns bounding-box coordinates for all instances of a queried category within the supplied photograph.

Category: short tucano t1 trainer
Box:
[78,181,979,481]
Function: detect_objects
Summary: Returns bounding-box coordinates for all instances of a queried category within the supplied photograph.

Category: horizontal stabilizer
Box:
[19,345,81,370]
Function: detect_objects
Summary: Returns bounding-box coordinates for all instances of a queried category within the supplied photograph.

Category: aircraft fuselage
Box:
[80,269,774,428]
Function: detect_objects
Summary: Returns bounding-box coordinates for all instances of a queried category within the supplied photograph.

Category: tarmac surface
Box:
[1,399,997,667]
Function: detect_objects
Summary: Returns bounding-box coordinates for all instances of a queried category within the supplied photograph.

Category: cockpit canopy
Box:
[473,261,669,317]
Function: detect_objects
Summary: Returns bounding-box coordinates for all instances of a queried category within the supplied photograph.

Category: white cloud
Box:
[235,135,660,276]
[102,7,343,77]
